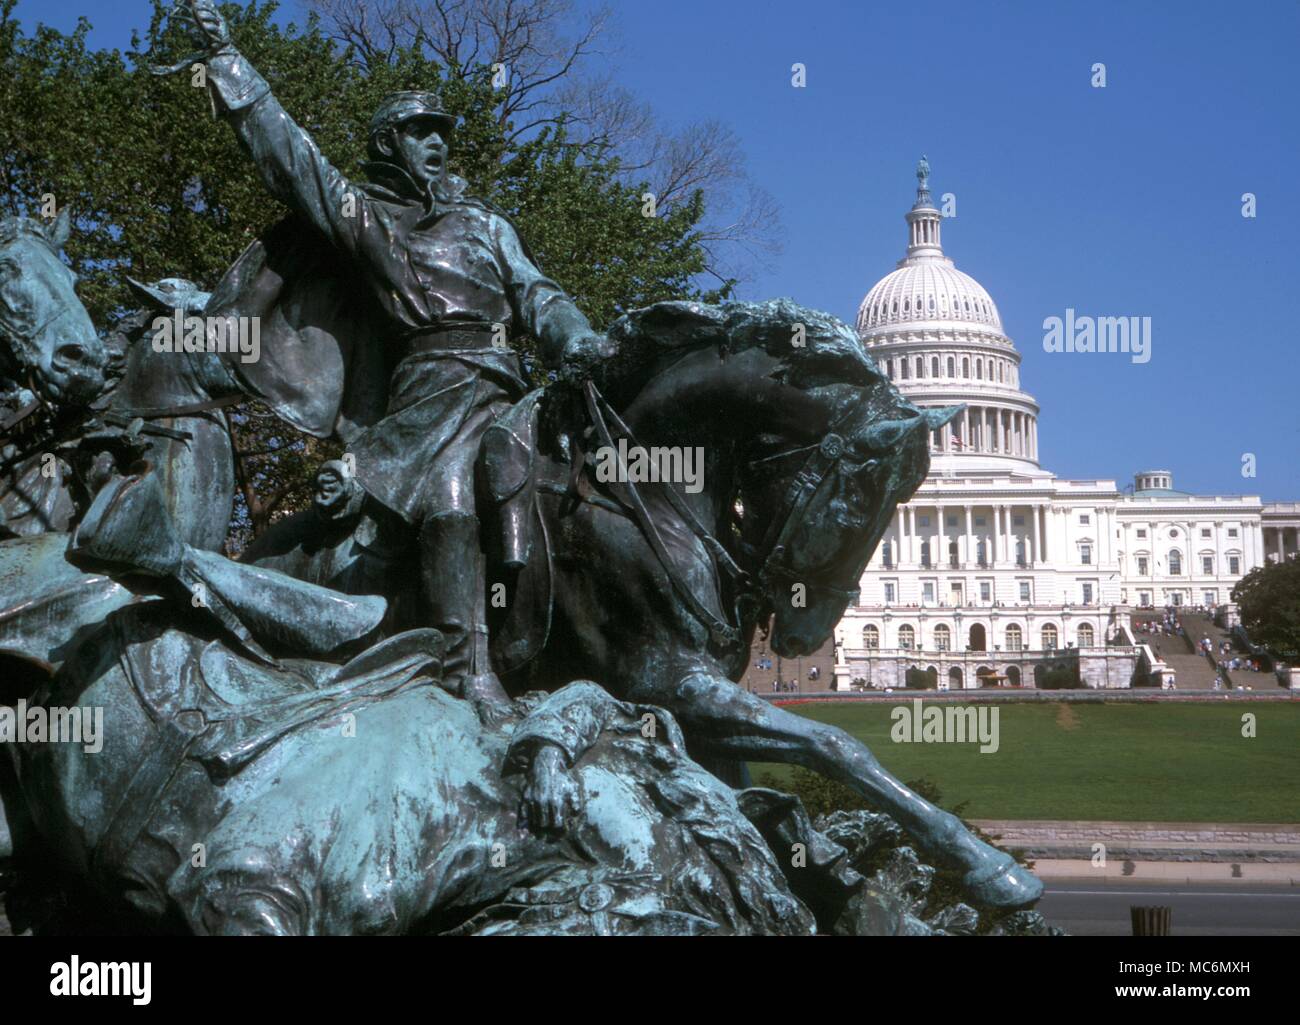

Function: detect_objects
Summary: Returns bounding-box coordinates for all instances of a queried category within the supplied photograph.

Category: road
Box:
[1039,880,1300,935]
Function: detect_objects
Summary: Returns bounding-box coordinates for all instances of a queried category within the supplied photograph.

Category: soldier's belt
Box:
[403,323,500,356]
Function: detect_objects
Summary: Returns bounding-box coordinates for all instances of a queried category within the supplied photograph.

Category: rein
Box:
[577,380,864,650]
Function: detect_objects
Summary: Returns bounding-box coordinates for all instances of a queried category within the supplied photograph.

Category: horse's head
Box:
[0,208,106,407]
[727,301,959,657]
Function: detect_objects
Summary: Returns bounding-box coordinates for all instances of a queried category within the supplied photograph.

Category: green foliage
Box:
[1040,666,1078,689]
[1233,558,1300,658]
[1,0,726,543]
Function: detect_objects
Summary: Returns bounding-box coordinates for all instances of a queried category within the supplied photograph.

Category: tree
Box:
[1233,558,1300,658]
[1,0,727,548]
[304,0,782,284]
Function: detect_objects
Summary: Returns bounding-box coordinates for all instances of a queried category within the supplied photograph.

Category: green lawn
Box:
[750,701,1300,822]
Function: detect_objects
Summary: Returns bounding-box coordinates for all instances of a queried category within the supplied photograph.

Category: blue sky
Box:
[14,0,1300,500]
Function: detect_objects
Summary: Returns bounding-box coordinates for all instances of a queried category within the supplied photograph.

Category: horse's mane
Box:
[602,298,884,395]
[0,213,56,248]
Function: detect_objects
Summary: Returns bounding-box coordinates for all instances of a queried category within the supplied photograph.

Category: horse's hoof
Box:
[962,854,1043,909]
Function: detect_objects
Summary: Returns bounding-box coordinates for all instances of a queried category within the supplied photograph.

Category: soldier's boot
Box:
[419,511,508,704]
[73,471,385,662]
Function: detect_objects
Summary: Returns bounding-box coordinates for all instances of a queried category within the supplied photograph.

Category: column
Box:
[994,505,1004,563]
[964,504,973,567]
[1035,505,1045,564]
[962,408,971,451]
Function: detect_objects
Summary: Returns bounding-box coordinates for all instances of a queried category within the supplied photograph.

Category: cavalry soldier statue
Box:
[173,0,615,704]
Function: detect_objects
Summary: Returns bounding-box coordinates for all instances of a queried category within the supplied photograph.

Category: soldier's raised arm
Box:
[171,0,369,257]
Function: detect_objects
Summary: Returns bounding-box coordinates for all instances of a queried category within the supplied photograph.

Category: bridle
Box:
[580,381,869,650]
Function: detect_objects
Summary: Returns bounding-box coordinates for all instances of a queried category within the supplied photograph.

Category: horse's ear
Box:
[49,206,72,250]
[923,405,963,430]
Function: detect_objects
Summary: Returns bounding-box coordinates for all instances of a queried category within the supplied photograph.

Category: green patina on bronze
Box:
[0,0,1049,935]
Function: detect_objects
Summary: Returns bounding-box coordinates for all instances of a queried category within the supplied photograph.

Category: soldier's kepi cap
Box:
[369,91,458,138]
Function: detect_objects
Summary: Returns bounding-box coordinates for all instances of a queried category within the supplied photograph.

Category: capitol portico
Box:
[832,161,1289,691]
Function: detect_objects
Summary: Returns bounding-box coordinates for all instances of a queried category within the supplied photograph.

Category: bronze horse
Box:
[486,299,1041,907]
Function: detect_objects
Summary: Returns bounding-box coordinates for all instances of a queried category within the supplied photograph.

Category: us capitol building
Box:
[831,161,1300,690]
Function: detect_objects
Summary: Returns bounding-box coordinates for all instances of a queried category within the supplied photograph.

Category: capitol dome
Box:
[857,262,1003,335]
[857,159,1041,475]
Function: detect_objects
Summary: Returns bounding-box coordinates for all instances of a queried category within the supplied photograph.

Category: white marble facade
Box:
[833,166,1287,690]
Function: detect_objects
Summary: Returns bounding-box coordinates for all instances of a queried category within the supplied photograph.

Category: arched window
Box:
[976,359,983,379]
[931,357,939,377]
[899,359,908,380]
[1005,624,1023,651]
[920,541,931,567]
[962,357,970,377]
[947,356,955,377]
[1169,550,1182,575]
[934,624,951,651]
[898,625,915,650]
[1041,624,1058,650]
[1077,623,1095,647]
[862,625,879,649]
[914,357,923,377]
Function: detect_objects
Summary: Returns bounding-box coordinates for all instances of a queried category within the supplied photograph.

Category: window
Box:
[962,357,970,377]
[947,357,954,377]
[931,357,939,377]
[1202,556,1214,574]
[1139,591,1151,606]
[934,624,951,651]
[919,515,930,527]
[1015,539,1027,566]
[1170,529,1180,539]
[1169,550,1182,575]
[862,625,879,649]
[923,581,935,603]
[1080,544,1092,565]
[974,516,986,527]
[977,539,989,566]
[948,541,959,567]
[1228,528,1239,539]
[1080,514,1091,525]
[920,542,932,568]
[946,515,957,527]
[1077,623,1095,647]
[980,581,991,602]
[1229,556,1240,574]
[1203,590,1217,606]
[1136,528,1147,539]
[898,625,915,650]
[1019,581,1031,602]
[1081,582,1094,604]
[881,541,893,569]
[1201,528,1211,539]
[884,582,897,604]
[1042,625,1058,650]
[1013,515,1024,526]
[1005,624,1023,651]
[1137,556,1149,575]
